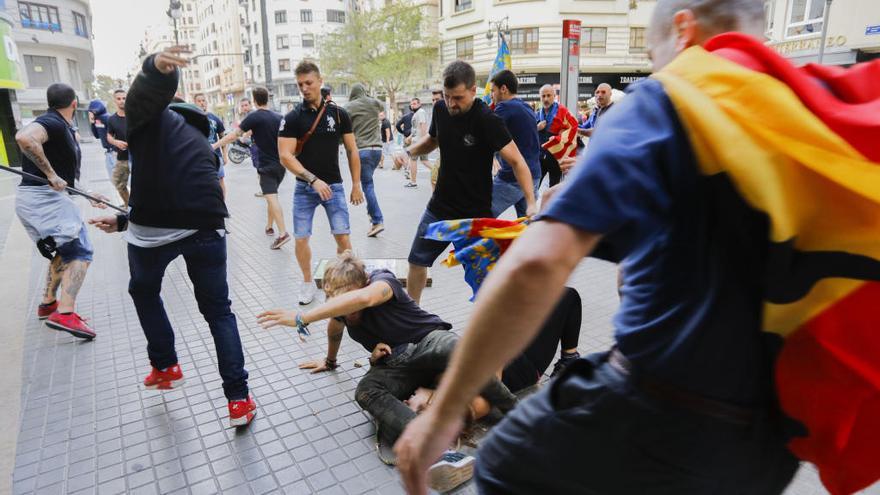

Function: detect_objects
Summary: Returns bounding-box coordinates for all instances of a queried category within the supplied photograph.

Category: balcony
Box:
[21,18,61,32]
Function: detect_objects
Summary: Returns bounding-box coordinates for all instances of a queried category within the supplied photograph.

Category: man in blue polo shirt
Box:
[394,1,800,494]
[488,70,542,218]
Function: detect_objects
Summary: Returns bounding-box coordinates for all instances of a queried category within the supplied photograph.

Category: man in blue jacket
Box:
[89,47,256,427]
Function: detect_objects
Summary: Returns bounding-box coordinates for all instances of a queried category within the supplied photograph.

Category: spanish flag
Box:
[653,33,880,494]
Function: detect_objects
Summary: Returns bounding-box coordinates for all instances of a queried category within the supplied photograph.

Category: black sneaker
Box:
[550,351,581,378]
[429,451,474,493]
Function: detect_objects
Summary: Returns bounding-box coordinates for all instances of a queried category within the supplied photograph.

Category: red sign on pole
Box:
[560,20,582,113]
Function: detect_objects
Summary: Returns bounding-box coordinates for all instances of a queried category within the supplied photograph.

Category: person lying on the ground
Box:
[257,252,519,443]
[402,286,583,418]
[258,252,516,491]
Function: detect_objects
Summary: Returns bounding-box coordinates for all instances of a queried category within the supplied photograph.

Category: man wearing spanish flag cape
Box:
[393,0,880,494]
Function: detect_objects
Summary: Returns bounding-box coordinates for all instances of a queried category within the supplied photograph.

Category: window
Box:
[302,34,315,48]
[327,9,345,23]
[277,35,289,49]
[456,36,473,60]
[786,0,825,38]
[301,9,312,23]
[18,2,61,31]
[73,12,88,37]
[283,83,297,96]
[454,0,473,13]
[582,27,607,54]
[339,83,349,95]
[23,55,59,87]
[765,0,776,38]
[279,59,291,72]
[67,59,81,89]
[509,27,538,54]
[274,10,286,24]
[629,27,646,53]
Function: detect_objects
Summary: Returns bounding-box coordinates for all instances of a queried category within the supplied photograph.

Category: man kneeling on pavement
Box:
[258,252,583,491]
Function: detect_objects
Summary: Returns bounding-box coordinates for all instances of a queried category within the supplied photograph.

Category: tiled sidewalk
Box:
[4,142,873,494]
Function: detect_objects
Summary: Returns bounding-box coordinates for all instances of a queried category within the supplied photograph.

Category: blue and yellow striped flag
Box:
[482,33,512,104]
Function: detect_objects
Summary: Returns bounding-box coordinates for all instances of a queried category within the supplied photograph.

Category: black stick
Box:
[0,165,127,214]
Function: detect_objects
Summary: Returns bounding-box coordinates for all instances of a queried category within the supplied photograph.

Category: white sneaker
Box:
[298,281,317,305]
[429,451,475,493]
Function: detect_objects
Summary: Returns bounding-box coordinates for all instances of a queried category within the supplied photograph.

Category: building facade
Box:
[194,0,246,117]
[7,0,94,127]
[240,0,353,108]
[765,0,880,66]
[438,0,654,102]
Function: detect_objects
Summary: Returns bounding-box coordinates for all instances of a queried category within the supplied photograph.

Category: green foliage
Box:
[318,3,437,112]
[89,74,127,112]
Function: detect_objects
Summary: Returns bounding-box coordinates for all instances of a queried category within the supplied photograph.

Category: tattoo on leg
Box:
[43,256,66,301]
[62,261,89,301]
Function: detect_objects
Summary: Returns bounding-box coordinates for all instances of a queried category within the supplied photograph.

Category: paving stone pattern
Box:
[7,143,872,495]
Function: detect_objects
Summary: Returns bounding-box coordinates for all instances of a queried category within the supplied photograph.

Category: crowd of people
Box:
[11,0,880,493]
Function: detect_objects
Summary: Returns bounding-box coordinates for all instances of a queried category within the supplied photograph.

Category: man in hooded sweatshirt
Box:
[344,84,385,237]
[87,99,115,181]
[89,47,256,428]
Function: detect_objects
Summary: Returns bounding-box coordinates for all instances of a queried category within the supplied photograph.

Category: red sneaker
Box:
[143,364,185,390]
[37,301,58,320]
[229,396,257,427]
[45,312,96,339]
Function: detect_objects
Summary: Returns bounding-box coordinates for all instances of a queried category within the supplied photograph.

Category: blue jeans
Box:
[293,181,351,238]
[127,230,249,401]
[104,151,116,180]
[475,354,798,494]
[359,149,384,225]
[491,177,540,218]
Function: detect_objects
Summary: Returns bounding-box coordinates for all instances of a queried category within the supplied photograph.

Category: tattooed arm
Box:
[15,123,66,191]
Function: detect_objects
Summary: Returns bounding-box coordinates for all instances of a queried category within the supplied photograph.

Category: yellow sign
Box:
[770,35,848,55]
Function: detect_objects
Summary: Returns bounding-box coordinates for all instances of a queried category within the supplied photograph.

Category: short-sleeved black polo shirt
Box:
[21,109,81,187]
[278,101,353,184]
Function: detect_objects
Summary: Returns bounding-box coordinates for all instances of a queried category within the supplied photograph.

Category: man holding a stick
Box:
[12,83,110,339]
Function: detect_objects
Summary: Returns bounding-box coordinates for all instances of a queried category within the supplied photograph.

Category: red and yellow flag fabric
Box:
[653,33,880,495]
[541,104,579,161]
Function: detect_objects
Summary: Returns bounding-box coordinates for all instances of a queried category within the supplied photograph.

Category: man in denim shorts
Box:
[278,60,364,305]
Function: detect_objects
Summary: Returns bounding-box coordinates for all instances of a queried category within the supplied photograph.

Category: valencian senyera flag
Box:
[482,33,511,105]
[652,33,880,495]
[424,217,527,300]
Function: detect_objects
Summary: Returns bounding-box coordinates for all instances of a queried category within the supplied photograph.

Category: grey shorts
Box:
[15,186,93,263]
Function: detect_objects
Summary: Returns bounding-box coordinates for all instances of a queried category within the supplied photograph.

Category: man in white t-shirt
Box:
[404,98,430,188]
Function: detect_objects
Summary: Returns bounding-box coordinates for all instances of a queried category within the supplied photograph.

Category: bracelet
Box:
[324,357,338,370]
[308,177,318,185]
[295,313,311,339]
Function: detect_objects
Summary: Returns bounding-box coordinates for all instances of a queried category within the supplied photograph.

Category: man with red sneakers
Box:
[89,47,256,427]
[15,83,105,340]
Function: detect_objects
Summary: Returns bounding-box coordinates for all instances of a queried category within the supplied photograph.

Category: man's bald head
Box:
[595,83,612,107]
[539,84,556,110]
[648,0,765,70]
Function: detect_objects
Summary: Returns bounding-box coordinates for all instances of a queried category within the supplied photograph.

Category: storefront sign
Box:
[516,72,649,101]
[771,35,847,55]
[0,15,23,89]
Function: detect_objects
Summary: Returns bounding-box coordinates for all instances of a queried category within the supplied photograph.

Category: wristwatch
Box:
[324,357,338,370]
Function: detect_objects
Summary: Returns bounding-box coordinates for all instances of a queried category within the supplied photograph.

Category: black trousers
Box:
[540,150,562,188]
[502,287,581,392]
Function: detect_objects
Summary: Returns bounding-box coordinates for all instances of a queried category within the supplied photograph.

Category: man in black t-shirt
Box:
[277,60,364,305]
[14,83,108,340]
[399,61,538,304]
[379,111,392,169]
[106,89,130,207]
[214,87,290,249]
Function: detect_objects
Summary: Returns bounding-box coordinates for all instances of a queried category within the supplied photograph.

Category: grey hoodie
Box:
[344,83,383,149]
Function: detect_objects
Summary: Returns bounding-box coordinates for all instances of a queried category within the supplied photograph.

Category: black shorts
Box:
[258,167,286,194]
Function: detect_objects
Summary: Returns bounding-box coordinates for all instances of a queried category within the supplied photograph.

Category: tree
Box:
[90,74,127,112]
[318,3,437,121]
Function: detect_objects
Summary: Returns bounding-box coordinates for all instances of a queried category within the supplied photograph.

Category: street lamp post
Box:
[817,0,833,64]
[486,16,509,49]
[166,0,185,98]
